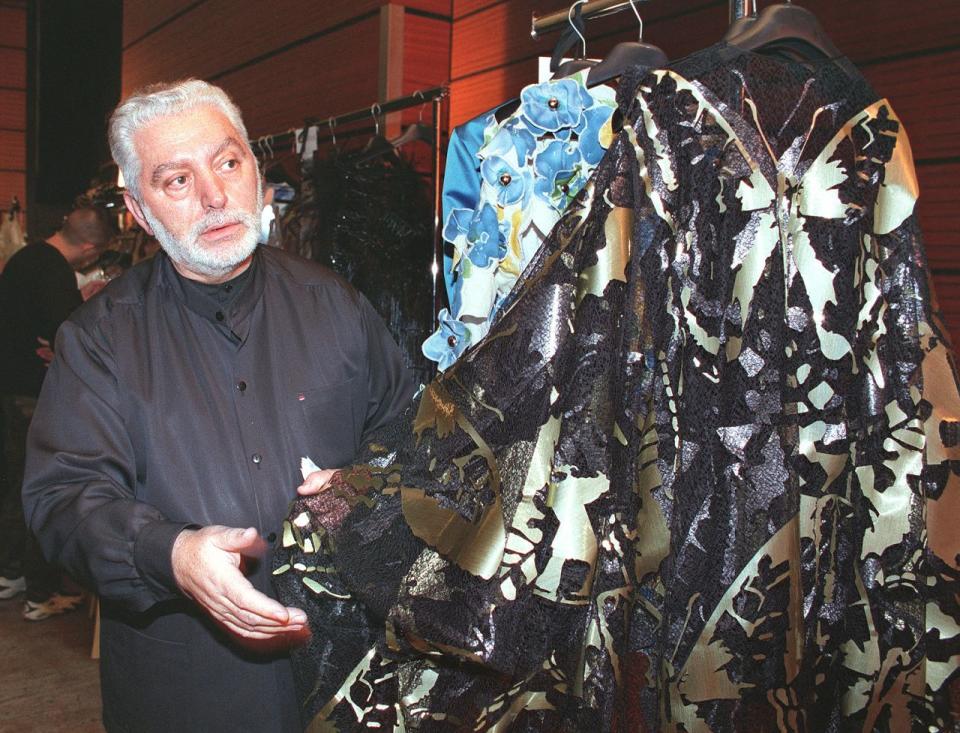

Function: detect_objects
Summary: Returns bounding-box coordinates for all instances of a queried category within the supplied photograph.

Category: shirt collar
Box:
[158,247,266,345]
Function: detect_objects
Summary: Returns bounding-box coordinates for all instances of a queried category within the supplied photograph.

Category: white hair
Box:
[109,79,251,198]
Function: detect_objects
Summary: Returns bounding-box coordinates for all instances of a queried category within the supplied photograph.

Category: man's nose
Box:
[197,168,227,209]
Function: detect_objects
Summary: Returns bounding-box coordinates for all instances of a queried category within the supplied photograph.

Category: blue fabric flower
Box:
[443,207,474,243]
[578,105,614,165]
[518,78,586,134]
[422,308,469,371]
[465,203,504,268]
[484,122,537,164]
[572,83,598,134]
[533,139,583,207]
[480,155,531,208]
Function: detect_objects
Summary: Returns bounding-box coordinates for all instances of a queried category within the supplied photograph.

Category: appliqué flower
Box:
[534,139,588,211]
[483,122,537,165]
[577,104,614,165]
[465,203,505,268]
[480,155,532,208]
[422,308,469,371]
[443,207,474,245]
[519,78,587,134]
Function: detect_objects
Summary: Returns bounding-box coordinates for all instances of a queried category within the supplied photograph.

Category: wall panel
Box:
[0,171,25,208]
[122,0,204,49]
[862,50,960,164]
[0,47,26,89]
[122,1,384,95]
[122,1,452,144]
[0,130,25,170]
[215,16,381,138]
[0,1,25,219]
[0,5,26,47]
[404,14,452,95]
[916,162,959,272]
[0,88,25,130]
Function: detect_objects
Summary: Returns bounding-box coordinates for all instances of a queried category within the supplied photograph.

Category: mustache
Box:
[190,208,259,240]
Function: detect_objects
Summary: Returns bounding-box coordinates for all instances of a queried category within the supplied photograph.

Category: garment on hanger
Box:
[427,70,618,369]
[276,44,959,731]
[282,148,435,385]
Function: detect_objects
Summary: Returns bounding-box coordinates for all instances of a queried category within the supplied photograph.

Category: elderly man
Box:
[22,80,414,732]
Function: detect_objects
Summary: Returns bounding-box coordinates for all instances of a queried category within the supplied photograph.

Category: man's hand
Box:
[172,526,307,639]
[80,279,108,301]
[35,337,54,366]
[297,468,341,496]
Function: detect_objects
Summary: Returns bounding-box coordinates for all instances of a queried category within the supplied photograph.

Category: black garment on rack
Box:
[282,148,435,385]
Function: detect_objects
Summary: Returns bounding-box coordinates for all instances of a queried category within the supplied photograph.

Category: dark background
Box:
[27,0,121,239]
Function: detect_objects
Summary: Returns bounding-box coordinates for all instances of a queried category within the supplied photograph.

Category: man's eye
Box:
[168,175,188,188]
[223,158,238,170]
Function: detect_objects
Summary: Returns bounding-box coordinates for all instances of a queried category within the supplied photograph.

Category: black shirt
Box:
[22,246,415,732]
[0,240,81,397]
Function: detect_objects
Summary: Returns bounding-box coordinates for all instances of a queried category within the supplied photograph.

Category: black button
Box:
[215,311,225,322]
[224,284,233,293]
[237,380,247,392]
[252,453,262,465]
[266,532,277,543]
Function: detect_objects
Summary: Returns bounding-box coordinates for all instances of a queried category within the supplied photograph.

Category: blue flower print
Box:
[533,139,584,207]
[443,207,474,244]
[483,122,537,165]
[573,82,599,134]
[465,203,505,268]
[480,155,531,208]
[422,309,469,371]
[578,104,614,165]
[518,78,586,135]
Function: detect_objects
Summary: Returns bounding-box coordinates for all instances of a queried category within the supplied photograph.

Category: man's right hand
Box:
[297,468,341,496]
[171,526,307,639]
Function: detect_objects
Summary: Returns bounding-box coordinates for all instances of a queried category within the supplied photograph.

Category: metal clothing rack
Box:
[531,0,752,38]
[249,85,449,331]
[249,86,446,156]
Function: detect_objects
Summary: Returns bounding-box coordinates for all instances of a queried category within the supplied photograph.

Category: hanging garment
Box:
[426,72,618,370]
[275,45,959,732]
[283,149,436,385]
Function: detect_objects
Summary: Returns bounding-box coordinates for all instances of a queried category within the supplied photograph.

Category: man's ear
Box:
[123,191,154,236]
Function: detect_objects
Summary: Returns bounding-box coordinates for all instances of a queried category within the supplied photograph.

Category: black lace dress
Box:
[274,44,960,732]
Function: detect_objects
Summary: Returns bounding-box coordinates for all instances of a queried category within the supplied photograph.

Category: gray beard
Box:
[141,183,263,280]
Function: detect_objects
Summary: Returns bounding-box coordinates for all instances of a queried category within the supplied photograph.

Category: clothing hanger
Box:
[727,1,842,63]
[585,0,668,86]
[722,0,758,41]
[360,103,396,157]
[552,2,597,79]
[347,103,400,164]
[389,91,435,149]
[327,118,338,152]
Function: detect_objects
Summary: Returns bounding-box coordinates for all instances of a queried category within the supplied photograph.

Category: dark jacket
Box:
[22,247,415,732]
[0,240,82,397]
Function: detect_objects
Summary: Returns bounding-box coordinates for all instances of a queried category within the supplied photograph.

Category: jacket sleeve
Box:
[358,295,417,440]
[22,315,193,612]
[35,262,83,345]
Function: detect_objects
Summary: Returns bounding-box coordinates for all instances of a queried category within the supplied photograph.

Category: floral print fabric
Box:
[424,72,617,370]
